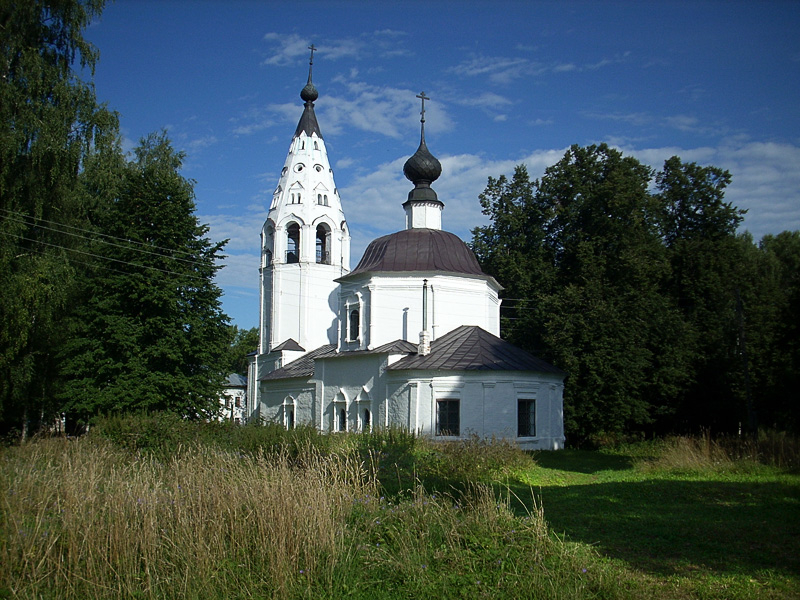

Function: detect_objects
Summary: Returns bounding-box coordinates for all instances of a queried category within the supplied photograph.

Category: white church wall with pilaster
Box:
[314,354,385,433]
[338,273,501,350]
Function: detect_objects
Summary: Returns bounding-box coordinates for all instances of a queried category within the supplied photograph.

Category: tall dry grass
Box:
[637,430,800,473]
[1,434,612,599]
[1,437,375,599]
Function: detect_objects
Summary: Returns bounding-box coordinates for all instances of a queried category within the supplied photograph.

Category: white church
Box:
[246,51,565,450]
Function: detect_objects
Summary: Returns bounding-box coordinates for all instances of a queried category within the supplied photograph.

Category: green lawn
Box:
[504,449,800,599]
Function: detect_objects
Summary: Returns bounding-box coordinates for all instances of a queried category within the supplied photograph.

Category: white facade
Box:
[337,273,500,351]
[258,129,349,355]
[220,374,248,424]
[257,338,565,451]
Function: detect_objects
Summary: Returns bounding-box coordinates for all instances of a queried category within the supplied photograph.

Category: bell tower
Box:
[256,45,350,368]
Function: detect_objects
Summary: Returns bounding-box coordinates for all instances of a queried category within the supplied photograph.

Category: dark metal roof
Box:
[316,339,417,359]
[389,326,564,374]
[294,102,322,139]
[259,344,335,381]
[344,228,486,277]
[272,338,305,352]
[225,373,248,387]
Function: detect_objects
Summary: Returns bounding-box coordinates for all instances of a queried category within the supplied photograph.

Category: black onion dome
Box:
[348,229,486,277]
[300,81,318,103]
[403,140,442,185]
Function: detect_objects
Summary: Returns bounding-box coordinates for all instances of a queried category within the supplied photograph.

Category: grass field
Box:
[1,417,798,599]
[517,442,800,599]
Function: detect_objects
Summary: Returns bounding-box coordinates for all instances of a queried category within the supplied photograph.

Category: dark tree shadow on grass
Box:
[532,449,635,474]
[508,478,800,579]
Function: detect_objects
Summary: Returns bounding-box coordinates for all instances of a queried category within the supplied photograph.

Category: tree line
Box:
[471,146,799,442]
[0,1,252,436]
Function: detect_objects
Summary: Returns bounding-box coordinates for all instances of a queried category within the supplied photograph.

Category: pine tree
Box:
[58,132,230,421]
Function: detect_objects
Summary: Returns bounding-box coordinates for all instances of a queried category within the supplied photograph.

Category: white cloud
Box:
[185,135,218,152]
[553,63,577,72]
[215,252,260,291]
[261,30,410,67]
[321,79,454,138]
[340,149,569,257]
[449,54,544,84]
[212,140,799,324]
[618,140,800,240]
[454,91,513,109]
[230,75,454,141]
[342,140,800,259]
[203,212,265,253]
[262,33,312,67]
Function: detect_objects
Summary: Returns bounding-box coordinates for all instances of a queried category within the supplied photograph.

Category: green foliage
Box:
[56,133,230,421]
[473,145,689,440]
[88,412,337,459]
[472,145,800,440]
[0,0,113,435]
[756,232,800,430]
[224,325,259,375]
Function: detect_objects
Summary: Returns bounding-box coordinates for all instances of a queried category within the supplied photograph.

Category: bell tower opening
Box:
[316,223,331,264]
[286,222,300,263]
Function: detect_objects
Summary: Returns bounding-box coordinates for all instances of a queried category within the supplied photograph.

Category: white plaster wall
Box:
[386,371,565,450]
[269,262,341,351]
[339,273,500,349]
[259,382,315,427]
[256,358,565,449]
[315,354,385,432]
[220,388,247,424]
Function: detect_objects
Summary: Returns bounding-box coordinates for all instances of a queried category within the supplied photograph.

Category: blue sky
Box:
[84,0,800,329]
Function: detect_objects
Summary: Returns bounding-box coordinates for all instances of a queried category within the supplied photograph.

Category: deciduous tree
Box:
[0,0,113,435]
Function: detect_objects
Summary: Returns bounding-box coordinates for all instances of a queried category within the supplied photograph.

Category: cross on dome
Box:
[416,91,429,143]
[301,43,319,104]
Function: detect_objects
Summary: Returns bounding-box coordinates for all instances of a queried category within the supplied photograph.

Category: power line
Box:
[0,208,213,267]
[1,231,208,280]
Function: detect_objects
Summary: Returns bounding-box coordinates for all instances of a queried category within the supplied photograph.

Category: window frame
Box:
[348,308,360,342]
[435,398,460,437]
[517,398,536,438]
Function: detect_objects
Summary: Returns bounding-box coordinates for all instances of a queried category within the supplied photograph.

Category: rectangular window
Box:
[436,399,460,436]
[518,399,536,437]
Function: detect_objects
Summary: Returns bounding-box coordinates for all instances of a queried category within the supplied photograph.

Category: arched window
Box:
[348,309,359,341]
[324,194,328,206]
[316,224,331,264]
[286,223,300,263]
[314,141,319,150]
[338,407,347,432]
[283,397,295,430]
[363,409,371,432]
